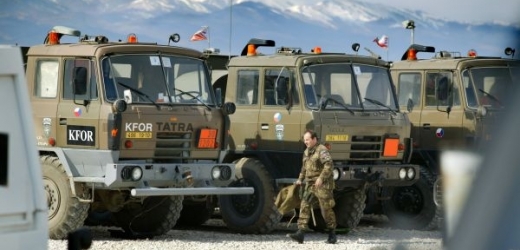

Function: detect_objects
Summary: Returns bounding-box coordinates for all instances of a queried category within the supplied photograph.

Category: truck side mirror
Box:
[73,67,88,95]
[221,102,236,115]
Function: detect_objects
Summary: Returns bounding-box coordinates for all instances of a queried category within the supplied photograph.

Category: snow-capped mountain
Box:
[1,0,519,60]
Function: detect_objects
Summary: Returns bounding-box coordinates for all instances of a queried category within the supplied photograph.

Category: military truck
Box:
[389,45,520,230]
[24,26,253,239]
[212,39,420,234]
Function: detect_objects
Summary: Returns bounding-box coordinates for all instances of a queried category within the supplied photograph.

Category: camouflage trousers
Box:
[297,183,336,230]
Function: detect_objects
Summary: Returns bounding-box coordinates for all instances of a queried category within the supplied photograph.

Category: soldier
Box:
[287,129,337,244]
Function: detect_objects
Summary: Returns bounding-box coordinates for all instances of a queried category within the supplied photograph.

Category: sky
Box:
[232,0,520,26]
[353,0,520,26]
[1,0,519,60]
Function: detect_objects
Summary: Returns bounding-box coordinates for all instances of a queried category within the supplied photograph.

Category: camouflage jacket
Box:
[298,144,334,184]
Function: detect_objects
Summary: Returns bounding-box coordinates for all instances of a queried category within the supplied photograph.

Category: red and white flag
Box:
[190,26,208,42]
[373,35,388,48]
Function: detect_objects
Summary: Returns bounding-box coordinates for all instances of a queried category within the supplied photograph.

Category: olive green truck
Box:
[390,44,520,230]
[209,39,421,233]
[22,26,253,239]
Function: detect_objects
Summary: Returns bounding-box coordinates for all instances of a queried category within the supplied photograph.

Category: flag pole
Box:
[387,37,389,61]
[206,26,210,49]
[229,0,233,59]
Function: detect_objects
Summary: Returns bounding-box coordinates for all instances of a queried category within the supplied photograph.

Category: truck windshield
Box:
[301,63,397,111]
[463,66,520,109]
[102,54,213,105]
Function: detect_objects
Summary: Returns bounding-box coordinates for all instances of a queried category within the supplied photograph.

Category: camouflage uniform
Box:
[297,144,336,230]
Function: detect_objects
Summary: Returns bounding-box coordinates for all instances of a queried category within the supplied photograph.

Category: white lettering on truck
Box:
[125,123,153,132]
[68,130,94,141]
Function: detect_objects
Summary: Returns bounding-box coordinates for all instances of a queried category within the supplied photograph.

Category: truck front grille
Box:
[349,135,382,159]
[154,132,191,158]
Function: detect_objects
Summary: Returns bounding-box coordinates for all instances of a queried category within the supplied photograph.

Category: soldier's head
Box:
[303,130,318,148]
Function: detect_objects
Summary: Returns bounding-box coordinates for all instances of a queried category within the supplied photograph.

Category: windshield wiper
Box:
[478,88,503,107]
[319,97,354,114]
[174,88,211,111]
[116,81,160,109]
[364,98,397,115]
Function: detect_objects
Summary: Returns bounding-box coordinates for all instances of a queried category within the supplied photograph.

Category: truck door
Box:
[56,59,102,149]
[227,69,260,151]
[418,72,464,150]
[258,68,302,151]
[396,72,422,143]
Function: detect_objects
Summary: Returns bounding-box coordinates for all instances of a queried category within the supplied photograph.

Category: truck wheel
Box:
[309,187,366,231]
[219,157,282,234]
[112,195,183,238]
[175,199,213,227]
[42,155,90,240]
[381,166,441,230]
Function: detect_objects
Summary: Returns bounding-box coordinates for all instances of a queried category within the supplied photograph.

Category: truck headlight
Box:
[121,166,143,181]
[399,168,407,180]
[406,167,416,180]
[131,167,143,181]
[332,168,340,180]
[212,165,232,181]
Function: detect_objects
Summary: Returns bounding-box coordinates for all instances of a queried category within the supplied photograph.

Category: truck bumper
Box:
[335,164,420,188]
[103,163,238,190]
[130,187,255,197]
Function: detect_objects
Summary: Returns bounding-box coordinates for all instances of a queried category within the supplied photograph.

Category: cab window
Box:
[63,59,98,100]
[397,73,421,107]
[425,72,459,106]
[35,59,59,98]
[236,70,258,105]
[264,68,298,106]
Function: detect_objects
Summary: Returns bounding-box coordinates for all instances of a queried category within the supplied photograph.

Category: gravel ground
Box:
[48,216,443,250]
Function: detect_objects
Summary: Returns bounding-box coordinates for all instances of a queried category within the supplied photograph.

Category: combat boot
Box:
[287,229,305,244]
[326,229,337,244]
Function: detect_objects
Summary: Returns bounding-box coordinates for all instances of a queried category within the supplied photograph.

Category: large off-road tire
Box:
[381,166,441,230]
[219,157,282,234]
[309,187,367,231]
[175,198,213,227]
[335,187,367,229]
[112,195,183,238]
[42,155,90,240]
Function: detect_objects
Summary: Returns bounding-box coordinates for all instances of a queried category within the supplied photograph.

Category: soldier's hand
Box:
[315,177,323,187]
[295,180,302,185]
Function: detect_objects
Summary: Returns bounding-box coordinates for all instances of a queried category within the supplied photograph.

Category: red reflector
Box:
[48,137,56,146]
[124,140,133,148]
[398,143,405,151]
[198,129,218,148]
[383,138,399,157]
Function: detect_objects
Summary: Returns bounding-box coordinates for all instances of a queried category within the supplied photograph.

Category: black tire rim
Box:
[228,178,259,217]
[392,186,424,215]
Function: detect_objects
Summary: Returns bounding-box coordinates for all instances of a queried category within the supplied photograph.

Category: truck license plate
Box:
[126,132,152,139]
[325,134,349,141]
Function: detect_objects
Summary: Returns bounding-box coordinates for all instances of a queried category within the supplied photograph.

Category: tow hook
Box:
[354,169,384,184]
